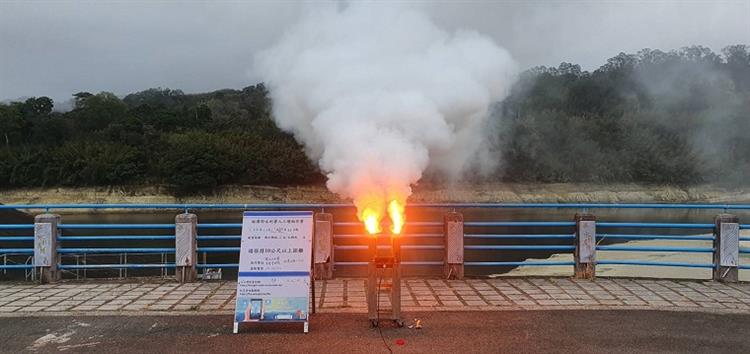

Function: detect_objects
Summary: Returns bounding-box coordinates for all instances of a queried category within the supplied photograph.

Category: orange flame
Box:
[388,200,405,234]
[356,192,407,236]
[362,207,382,235]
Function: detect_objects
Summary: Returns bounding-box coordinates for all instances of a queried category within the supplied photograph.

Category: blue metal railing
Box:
[595,245,714,253]
[462,217,577,269]
[465,261,576,267]
[596,260,716,268]
[333,221,442,227]
[58,248,175,254]
[58,264,177,269]
[2,202,748,278]
[0,224,34,230]
[597,233,715,241]
[465,221,576,227]
[466,234,575,239]
[0,236,35,241]
[59,224,175,229]
[197,223,242,229]
[0,224,36,272]
[58,235,175,241]
[597,222,715,229]
[0,248,34,254]
[334,233,443,239]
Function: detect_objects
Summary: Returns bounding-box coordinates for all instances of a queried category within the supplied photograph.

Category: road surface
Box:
[2,310,749,353]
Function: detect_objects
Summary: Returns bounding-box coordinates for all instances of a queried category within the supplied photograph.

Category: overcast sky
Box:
[1,0,748,104]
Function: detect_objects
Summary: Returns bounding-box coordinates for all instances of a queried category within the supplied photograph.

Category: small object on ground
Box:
[415,319,422,329]
[395,339,406,346]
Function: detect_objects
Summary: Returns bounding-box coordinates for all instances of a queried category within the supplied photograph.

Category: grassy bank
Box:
[1,183,749,206]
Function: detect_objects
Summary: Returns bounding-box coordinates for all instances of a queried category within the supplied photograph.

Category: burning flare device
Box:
[365,200,405,328]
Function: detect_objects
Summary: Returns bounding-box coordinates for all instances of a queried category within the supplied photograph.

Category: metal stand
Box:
[367,234,404,328]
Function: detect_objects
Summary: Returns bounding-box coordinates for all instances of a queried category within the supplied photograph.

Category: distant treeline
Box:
[0,85,322,195]
[1,45,748,194]
[496,45,749,185]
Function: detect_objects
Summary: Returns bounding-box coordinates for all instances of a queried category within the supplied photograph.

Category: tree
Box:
[20,97,53,117]
[0,103,24,147]
[68,92,128,132]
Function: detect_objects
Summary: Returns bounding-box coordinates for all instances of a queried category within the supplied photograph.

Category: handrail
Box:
[466,261,575,266]
[597,222,715,229]
[0,236,35,241]
[333,233,443,238]
[196,223,242,228]
[59,224,175,229]
[58,264,176,269]
[333,245,444,250]
[597,233,715,241]
[333,221,442,227]
[465,245,575,251]
[335,261,443,266]
[58,248,175,254]
[465,221,576,227]
[597,260,714,268]
[0,264,34,269]
[197,263,239,268]
[465,234,574,239]
[197,235,242,240]
[197,247,241,253]
[58,235,175,241]
[596,245,714,253]
[0,224,34,230]
[0,248,34,254]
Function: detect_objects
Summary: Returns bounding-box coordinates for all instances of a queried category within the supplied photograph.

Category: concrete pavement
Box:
[1,277,750,316]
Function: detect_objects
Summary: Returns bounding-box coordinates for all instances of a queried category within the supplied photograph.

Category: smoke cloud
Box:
[254,3,516,220]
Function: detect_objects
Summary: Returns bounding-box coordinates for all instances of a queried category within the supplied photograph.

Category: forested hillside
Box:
[497,45,750,185]
[1,45,748,194]
[0,85,322,195]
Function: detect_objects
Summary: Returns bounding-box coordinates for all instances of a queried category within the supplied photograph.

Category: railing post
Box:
[574,213,596,279]
[444,212,464,279]
[175,213,198,283]
[313,213,334,279]
[34,213,61,283]
[713,214,739,282]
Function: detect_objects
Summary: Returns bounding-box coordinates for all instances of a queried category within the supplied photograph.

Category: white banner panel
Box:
[234,211,313,324]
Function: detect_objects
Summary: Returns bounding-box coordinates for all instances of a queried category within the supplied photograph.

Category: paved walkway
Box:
[1,277,750,316]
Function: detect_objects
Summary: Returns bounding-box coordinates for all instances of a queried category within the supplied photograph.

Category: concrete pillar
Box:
[175,213,198,283]
[313,213,334,280]
[34,214,61,283]
[574,213,596,279]
[713,214,739,283]
[444,212,464,279]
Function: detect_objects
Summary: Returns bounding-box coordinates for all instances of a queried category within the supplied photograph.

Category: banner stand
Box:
[232,211,314,334]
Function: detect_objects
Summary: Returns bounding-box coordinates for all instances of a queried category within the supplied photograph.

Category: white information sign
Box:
[578,221,596,263]
[34,223,53,267]
[233,211,313,333]
[720,222,739,267]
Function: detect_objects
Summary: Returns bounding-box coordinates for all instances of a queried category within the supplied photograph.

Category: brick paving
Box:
[1,278,749,316]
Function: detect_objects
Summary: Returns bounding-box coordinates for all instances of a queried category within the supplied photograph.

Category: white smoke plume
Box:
[254,3,517,224]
